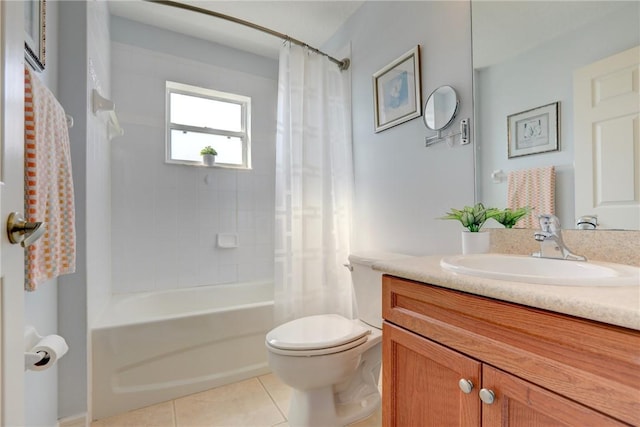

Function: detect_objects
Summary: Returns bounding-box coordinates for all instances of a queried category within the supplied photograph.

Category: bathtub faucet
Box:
[532,214,586,261]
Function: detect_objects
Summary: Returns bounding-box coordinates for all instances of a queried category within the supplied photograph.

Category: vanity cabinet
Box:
[382,275,640,427]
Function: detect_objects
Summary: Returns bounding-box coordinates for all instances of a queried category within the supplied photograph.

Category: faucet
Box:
[532,214,586,261]
[576,215,598,230]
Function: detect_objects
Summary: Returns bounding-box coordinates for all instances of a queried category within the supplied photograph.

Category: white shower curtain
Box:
[274,44,354,325]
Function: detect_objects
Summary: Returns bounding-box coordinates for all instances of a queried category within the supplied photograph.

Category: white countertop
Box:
[373,255,640,331]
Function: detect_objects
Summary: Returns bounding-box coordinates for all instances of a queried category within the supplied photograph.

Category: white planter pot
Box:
[202,154,216,166]
[461,230,490,254]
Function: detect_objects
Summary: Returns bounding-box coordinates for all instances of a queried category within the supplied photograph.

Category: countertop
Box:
[373,255,640,331]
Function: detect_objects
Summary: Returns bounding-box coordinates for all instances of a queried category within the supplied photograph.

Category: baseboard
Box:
[58,413,88,427]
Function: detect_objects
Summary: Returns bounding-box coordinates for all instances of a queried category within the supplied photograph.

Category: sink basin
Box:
[440,254,640,286]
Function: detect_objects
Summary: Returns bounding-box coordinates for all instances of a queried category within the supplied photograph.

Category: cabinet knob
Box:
[479,388,495,404]
[458,378,474,394]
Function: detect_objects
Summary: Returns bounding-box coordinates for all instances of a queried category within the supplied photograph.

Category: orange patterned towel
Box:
[507,166,555,228]
[24,66,76,291]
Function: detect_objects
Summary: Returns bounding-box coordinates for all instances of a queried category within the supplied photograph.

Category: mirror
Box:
[471,1,640,229]
[423,85,459,131]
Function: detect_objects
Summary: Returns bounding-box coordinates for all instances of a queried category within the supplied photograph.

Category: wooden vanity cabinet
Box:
[382,275,640,427]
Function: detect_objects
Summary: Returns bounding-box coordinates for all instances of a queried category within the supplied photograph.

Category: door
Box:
[574,45,640,230]
[383,322,481,427]
[481,365,627,427]
[1,1,26,425]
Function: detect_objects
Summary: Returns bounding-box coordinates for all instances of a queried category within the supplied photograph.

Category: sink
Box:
[440,254,640,286]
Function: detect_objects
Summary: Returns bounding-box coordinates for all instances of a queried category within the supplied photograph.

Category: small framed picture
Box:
[25,0,46,71]
[372,46,421,133]
[507,102,559,158]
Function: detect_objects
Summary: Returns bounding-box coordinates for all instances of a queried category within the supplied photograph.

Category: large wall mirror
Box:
[471,1,639,230]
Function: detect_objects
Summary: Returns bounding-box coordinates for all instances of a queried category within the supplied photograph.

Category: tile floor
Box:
[91,373,382,427]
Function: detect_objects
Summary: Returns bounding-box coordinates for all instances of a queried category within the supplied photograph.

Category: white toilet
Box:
[265,251,410,427]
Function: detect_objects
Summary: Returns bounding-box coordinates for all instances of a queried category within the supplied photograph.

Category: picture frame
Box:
[25,0,46,71]
[507,102,559,158]
[372,46,421,133]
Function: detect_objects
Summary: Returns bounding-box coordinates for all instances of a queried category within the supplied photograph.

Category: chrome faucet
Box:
[532,214,586,261]
[576,215,598,230]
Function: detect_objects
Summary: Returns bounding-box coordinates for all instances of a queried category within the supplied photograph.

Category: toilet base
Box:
[288,385,380,427]
[287,347,382,427]
[266,321,383,427]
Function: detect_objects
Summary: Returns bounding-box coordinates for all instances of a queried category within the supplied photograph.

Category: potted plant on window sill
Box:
[441,203,498,254]
[200,146,217,166]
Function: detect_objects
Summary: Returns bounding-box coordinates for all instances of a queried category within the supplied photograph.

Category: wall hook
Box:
[92,89,124,139]
[92,89,115,114]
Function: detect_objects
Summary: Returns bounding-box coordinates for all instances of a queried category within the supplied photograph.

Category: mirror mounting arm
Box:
[425,118,470,147]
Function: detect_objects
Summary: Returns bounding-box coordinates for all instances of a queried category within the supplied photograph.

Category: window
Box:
[166,81,251,168]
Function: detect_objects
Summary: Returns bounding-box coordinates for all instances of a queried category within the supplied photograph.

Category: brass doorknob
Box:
[7,212,45,247]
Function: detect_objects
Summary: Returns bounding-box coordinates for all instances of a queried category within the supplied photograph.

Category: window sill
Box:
[165,159,251,170]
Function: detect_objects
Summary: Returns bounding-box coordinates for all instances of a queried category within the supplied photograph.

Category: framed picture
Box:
[507,102,559,158]
[25,0,46,71]
[373,46,421,133]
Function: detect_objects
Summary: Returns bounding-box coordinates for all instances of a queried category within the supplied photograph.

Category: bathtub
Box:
[91,281,274,420]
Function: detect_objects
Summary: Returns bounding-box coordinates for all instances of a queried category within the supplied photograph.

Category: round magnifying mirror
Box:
[423,85,459,131]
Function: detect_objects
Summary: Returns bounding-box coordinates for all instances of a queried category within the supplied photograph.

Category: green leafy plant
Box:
[492,207,532,229]
[441,203,499,232]
[200,146,218,156]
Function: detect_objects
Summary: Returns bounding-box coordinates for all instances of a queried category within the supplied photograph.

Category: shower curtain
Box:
[274,44,354,325]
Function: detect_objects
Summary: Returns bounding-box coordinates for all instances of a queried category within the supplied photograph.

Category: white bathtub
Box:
[91,281,274,420]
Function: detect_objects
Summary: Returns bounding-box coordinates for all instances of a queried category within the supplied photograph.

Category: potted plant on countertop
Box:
[492,207,532,229]
[200,146,217,166]
[441,203,498,254]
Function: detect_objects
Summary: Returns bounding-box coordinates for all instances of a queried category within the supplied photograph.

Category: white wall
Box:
[475,3,640,227]
[57,0,113,420]
[86,0,113,328]
[85,2,113,423]
[325,1,475,255]
[110,18,278,294]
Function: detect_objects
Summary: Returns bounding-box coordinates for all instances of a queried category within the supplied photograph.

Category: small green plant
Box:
[441,203,499,232]
[200,146,217,156]
[492,207,532,229]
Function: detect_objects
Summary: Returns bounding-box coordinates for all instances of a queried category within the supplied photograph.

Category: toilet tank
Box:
[349,251,411,329]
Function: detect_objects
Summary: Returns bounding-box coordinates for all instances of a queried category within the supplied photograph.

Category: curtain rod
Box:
[147,0,350,71]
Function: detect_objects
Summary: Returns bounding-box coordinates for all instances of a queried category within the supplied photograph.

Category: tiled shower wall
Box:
[111,19,278,294]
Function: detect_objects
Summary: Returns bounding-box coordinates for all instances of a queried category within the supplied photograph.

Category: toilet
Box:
[265,251,410,427]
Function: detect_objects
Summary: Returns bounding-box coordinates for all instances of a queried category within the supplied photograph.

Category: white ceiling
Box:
[472,1,631,69]
[108,1,630,68]
[108,0,365,60]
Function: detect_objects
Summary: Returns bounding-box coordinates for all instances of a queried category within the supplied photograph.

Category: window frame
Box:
[165,81,251,169]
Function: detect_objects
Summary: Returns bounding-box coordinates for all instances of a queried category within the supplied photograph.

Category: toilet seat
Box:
[266,314,371,356]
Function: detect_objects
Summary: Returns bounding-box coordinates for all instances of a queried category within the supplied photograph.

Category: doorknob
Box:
[7,212,45,247]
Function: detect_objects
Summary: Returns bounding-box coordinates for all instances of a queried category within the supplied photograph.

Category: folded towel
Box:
[24,66,76,291]
[507,166,555,228]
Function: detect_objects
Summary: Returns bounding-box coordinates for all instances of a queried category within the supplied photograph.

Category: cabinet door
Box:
[383,322,481,427]
[481,365,629,427]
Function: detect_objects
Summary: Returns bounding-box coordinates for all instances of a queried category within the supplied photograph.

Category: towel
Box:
[507,166,555,228]
[24,66,76,291]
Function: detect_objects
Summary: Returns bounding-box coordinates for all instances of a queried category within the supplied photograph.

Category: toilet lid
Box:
[266,314,370,351]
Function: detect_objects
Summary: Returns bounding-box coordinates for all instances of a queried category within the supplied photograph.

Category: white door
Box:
[574,45,640,230]
[1,1,26,425]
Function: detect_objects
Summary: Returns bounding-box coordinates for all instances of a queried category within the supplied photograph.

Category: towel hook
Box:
[7,212,45,247]
[92,89,115,114]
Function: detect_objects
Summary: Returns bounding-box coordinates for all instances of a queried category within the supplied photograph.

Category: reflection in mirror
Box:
[423,85,459,131]
[471,1,640,229]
